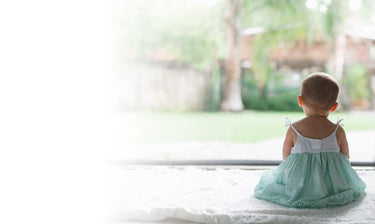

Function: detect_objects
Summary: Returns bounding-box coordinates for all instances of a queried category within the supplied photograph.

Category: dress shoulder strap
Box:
[285,117,292,127]
[285,117,301,135]
[334,117,344,133]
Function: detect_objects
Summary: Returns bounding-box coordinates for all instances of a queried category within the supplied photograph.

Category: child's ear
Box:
[298,95,304,107]
[330,102,339,112]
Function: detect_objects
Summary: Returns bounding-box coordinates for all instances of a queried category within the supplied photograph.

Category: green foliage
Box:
[114,0,375,112]
[116,0,226,71]
[343,64,372,102]
[242,0,310,95]
[324,0,348,38]
[242,0,308,28]
[241,70,301,111]
[251,28,306,91]
[242,87,300,111]
[361,0,375,19]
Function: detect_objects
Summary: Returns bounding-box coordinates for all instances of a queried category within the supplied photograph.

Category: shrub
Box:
[343,64,372,108]
[241,71,301,111]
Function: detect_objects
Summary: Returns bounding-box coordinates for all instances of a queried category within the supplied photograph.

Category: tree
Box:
[323,0,352,83]
[221,0,244,112]
[243,0,309,92]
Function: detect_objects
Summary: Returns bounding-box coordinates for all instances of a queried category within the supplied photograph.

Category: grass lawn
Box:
[122,111,375,143]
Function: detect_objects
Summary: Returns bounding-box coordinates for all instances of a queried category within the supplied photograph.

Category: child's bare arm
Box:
[337,126,349,159]
[282,127,295,160]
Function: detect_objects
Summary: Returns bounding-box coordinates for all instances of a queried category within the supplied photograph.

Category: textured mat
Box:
[109,166,375,224]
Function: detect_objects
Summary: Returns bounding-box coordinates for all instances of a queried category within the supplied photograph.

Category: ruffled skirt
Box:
[254,152,366,208]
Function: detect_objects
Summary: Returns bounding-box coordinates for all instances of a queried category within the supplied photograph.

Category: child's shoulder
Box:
[291,117,339,138]
[291,117,314,127]
[336,125,346,136]
[292,117,337,126]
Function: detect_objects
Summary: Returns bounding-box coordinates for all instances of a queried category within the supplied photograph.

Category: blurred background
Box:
[109,0,375,162]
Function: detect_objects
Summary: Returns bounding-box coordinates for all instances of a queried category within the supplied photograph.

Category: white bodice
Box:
[286,118,342,154]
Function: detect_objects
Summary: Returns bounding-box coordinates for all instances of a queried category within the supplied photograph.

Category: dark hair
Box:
[301,73,339,110]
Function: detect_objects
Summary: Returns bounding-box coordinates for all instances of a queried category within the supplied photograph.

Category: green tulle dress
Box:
[254,119,366,208]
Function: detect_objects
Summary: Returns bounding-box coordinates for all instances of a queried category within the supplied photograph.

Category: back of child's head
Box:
[301,72,339,111]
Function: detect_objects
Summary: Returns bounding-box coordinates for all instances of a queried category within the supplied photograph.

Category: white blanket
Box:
[109,167,375,224]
